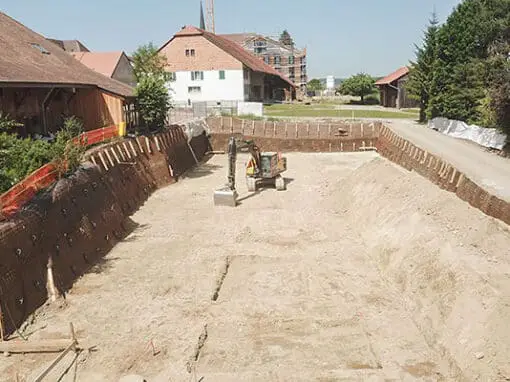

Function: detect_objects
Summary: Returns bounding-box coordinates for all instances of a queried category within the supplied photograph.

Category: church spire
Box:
[200,1,206,30]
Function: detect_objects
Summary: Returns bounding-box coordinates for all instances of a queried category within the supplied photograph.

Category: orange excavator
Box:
[213,137,287,207]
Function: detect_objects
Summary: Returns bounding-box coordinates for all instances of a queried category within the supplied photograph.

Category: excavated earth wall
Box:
[0,126,209,334]
[206,116,382,152]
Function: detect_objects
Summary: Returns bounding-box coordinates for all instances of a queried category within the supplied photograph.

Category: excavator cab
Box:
[213,137,287,207]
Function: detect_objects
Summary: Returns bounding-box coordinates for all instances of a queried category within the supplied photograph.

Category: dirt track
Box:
[2,152,510,381]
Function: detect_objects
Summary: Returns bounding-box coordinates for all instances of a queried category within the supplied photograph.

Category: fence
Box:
[167,101,238,124]
[0,124,124,220]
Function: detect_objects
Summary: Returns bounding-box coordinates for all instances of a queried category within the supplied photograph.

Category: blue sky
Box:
[1,0,460,78]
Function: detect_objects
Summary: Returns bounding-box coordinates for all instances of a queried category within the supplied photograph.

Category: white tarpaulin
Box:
[428,117,507,150]
[180,119,209,142]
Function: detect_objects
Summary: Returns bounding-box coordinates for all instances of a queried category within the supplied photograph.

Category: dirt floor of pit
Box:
[2,152,510,381]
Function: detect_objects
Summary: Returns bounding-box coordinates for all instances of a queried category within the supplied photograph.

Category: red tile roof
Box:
[71,52,124,78]
[0,12,133,97]
[219,33,259,45]
[375,67,410,85]
[163,26,296,87]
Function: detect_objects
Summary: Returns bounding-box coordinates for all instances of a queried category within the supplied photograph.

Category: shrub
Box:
[52,116,86,177]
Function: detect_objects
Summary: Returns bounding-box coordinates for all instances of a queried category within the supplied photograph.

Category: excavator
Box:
[213,137,287,207]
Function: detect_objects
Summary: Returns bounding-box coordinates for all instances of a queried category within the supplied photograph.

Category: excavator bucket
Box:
[214,136,238,207]
[213,186,238,207]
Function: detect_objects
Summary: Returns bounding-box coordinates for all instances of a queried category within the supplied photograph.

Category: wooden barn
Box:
[0,12,134,137]
[375,67,418,109]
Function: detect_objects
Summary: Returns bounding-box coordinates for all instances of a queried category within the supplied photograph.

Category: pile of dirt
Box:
[325,157,510,380]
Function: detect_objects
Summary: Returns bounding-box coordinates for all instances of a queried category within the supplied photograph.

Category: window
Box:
[191,71,204,81]
[186,49,190,56]
[274,56,281,65]
[263,56,269,64]
[191,49,195,57]
[188,86,201,94]
[219,70,225,80]
[168,72,176,81]
[186,49,195,57]
[31,43,50,55]
[289,56,295,65]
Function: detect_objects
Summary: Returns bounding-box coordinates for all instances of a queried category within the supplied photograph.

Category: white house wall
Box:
[168,70,244,104]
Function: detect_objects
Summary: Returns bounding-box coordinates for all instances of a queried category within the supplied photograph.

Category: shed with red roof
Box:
[375,67,418,109]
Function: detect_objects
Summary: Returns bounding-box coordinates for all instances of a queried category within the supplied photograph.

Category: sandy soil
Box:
[1,152,510,381]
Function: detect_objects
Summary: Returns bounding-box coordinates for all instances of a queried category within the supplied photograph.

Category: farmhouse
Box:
[158,26,296,104]
[0,12,134,136]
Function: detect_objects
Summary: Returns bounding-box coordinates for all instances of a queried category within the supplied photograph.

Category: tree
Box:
[307,78,324,94]
[339,73,376,104]
[406,12,440,122]
[279,30,294,48]
[131,43,170,83]
[132,43,172,131]
[51,116,86,177]
[484,38,510,131]
[427,0,510,124]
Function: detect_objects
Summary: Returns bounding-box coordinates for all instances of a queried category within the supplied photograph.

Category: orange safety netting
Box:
[0,125,120,219]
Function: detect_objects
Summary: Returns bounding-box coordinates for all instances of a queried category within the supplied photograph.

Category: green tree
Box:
[406,12,440,122]
[279,30,294,47]
[307,78,324,94]
[339,73,376,104]
[131,43,169,83]
[132,43,172,131]
[484,39,510,130]
[428,0,510,123]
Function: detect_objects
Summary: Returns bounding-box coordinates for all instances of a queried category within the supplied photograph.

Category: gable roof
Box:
[220,33,258,45]
[161,26,295,87]
[71,51,124,78]
[0,12,133,97]
[375,67,410,85]
[47,39,90,52]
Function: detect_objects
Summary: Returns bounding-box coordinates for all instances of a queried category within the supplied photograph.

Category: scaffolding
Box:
[205,0,215,33]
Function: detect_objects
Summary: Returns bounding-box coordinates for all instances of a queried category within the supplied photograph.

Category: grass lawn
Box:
[264,104,419,119]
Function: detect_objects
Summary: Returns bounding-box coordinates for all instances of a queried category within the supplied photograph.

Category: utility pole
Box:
[205,0,215,33]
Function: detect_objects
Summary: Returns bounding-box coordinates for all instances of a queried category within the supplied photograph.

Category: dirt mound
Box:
[326,157,510,380]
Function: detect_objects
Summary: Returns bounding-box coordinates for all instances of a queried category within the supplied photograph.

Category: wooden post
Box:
[110,148,121,164]
[129,141,138,157]
[33,323,79,382]
[47,255,58,302]
[104,149,115,167]
[0,300,4,342]
[98,152,108,171]
[123,142,132,159]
